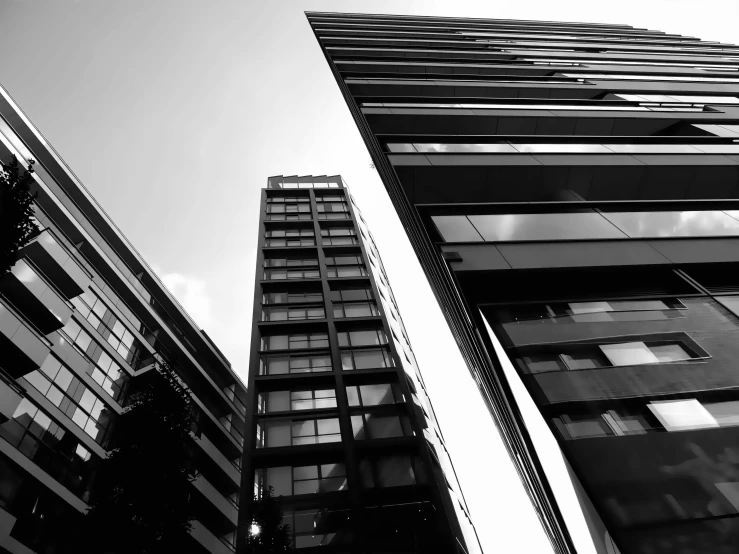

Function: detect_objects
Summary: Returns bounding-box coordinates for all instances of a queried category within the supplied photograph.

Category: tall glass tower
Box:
[239,175,480,553]
[308,12,739,554]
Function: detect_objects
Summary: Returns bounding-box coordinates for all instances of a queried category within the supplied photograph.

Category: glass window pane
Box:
[568,302,612,314]
[704,401,739,426]
[346,387,360,407]
[650,343,692,362]
[431,216,483,242]
[351,415,365,439]
[602,211,739,238]
[648,399,719,431]
[359,384,394,406]
[376,456,415,487]
[600,342,659,366]
[562,352,609,370]
[468,212,626,242]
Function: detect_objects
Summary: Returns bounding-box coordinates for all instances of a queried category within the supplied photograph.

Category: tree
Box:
[1,155,39,275]
[81,361,198,553]
[244,486,292,553]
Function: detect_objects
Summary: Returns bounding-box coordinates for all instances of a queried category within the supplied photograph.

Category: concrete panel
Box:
[648,238,739,264]
[440,244,511,271]
[191,475,238,524]
[190,520,234,554]
[194,432,240,484]
[497,241,671,270]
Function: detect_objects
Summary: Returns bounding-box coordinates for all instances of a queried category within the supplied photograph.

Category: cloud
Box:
[154,269,213,329]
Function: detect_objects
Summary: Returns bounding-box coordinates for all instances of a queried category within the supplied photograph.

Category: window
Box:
[71,290,150,370]
[267,196,310,203]
[261,332,329,350]
[331,287,378,318]
[351,411,411,440]
[377,102,665,112]
[317,201,350,220]
[337,329,388,347]
[266,202,311,220]
[260,354,332,375]
[435,211,739,243]
[263,268,321,280]
[24,356,114,446]
[265,257,319,268]
[331,287,373,303]
[347,383,403,407]
[341,348,394,370]
[359,455,422,488]
[265,228,314,247]
[0,396,93,499]
[321,226,358,245]
[648,399,720,431]
[262,305,325,321]
[325,255,367,278]
[256,463,347,498]
[498,298,686,324]
[282,509,347,549]
[334,301,379,319]
[601,211,739,238]
[60,318,130,402]
[263,290,323,304]
[704,401,739,426]
[263,260,320,280]
[516,338,702,374]
[256,417,341,448]
[258,389,337,413]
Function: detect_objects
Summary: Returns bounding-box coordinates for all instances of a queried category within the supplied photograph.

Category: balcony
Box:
[0,299,50,378]
[19,229,91,300]
[0,259,71,334]
[189,520,235,554]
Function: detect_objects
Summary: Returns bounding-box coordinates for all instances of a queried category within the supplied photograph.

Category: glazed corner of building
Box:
[0,81,246,553]
[240,174,482,553]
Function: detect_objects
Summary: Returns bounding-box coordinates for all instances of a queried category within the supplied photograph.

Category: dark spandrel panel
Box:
[469,267,699,306]
[683,263,739,294]
[565,428,739,554]
[615,517,739,554]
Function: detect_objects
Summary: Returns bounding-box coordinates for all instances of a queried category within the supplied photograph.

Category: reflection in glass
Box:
[602,211,739,238]
[431,216,483,242]
[467,212,626,242]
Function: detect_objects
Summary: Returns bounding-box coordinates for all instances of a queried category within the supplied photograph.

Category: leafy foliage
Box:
[82,361,198,553]
[244,486,292,553]
[0,155,39,275]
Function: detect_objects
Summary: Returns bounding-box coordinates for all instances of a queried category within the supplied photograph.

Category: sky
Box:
[1,1,738,552]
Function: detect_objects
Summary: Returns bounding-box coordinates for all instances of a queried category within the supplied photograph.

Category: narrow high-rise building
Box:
[239,175,480,553]
[0,84,246,553]
[308,12,739,554]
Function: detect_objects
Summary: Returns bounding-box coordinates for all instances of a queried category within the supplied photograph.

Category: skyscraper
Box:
[308,12,739,554]
[0,84,246,553]
[239,175,480,553]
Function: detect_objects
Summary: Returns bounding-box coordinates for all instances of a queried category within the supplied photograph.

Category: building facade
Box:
[0,84,247,554]
[308,12,739,554]
[239,175,480,553]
